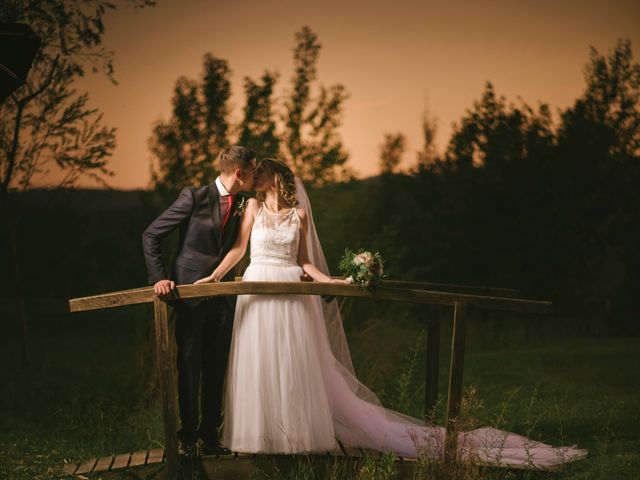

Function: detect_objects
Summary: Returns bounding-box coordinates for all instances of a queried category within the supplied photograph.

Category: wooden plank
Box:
[197,455,254,478]
[75,457,98,475]
[69,286,154,312]
[336,443,363,458]
[61,461,79,476]
[69,282,552,314]
[129,450,149,468]
[147,448,165,465]
[327,445,347,457]
[153,298,180,479]
[381,280,522,298]
[336,439,349,457]
[445,301,469,463]
[110,452,131,470]
[425,316,440,418]
[93,455,114,472]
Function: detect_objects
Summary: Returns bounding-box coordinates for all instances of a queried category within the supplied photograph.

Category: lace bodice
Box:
[250,203,301,266]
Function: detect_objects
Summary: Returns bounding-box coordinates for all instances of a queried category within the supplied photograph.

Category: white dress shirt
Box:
[215,176,231,196]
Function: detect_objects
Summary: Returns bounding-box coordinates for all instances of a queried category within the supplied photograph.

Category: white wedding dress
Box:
[222,200,587,469]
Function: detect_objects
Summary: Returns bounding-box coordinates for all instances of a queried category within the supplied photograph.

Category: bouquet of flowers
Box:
[338,248,386,290]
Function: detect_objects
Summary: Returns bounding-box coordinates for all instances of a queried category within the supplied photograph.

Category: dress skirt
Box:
[222,262,337,453]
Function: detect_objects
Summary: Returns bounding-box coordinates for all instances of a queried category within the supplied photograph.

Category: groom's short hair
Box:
[219,145,256,174]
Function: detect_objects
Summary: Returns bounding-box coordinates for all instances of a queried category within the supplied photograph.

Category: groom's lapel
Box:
[207,182,222,249]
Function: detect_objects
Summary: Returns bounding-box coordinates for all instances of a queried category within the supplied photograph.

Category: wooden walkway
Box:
[60,446,420,479]
[62,448,165,477]
[60,446,558,479]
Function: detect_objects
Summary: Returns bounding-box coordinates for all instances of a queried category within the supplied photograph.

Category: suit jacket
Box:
[142,183,242,308]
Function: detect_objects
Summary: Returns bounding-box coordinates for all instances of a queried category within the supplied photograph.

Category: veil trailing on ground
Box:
[293,177,588,466]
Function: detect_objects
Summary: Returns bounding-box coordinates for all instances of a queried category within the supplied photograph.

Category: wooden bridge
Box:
[63,280,552,479]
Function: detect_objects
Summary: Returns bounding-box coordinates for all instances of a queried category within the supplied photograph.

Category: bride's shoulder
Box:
[241,197,260,217]
[246,197,260,210]
[295,206,308,222]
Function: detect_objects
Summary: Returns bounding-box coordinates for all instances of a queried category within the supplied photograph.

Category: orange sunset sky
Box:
[60,0,640,189]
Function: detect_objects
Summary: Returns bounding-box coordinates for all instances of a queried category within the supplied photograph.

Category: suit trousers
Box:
[174,297,234,444]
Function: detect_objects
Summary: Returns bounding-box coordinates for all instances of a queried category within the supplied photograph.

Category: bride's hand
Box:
[328,278,351,284]
[194,273,219,285]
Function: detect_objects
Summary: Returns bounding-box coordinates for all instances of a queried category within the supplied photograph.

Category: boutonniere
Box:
[233,196,248,217]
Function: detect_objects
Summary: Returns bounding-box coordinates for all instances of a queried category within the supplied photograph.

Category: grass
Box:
[0,298,638,479]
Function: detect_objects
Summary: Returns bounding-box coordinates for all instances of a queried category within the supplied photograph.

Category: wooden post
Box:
[153,297,180,479]
[445,300,468,462]
[424,315,440,419]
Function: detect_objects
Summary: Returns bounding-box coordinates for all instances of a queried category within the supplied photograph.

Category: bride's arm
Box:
[297,208,348,284]
[194,198,259,284]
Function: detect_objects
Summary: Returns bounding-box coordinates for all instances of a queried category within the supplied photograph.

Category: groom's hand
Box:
[154,279,175,296]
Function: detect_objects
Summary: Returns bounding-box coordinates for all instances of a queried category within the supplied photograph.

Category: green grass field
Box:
[1,299,638,479]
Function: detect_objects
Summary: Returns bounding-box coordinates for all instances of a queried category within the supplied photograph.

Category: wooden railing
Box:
[68,280,552,479]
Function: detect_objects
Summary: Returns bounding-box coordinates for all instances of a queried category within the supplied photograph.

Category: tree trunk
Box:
[0,189,30,366]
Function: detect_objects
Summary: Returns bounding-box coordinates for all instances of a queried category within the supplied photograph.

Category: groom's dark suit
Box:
[142,181,242,445]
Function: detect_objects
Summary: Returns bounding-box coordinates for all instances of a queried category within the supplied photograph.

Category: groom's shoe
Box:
[200,440,232,456]
[178,440,198,459]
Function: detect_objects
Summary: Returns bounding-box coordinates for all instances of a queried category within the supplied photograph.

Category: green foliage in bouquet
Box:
[338,248,386,290]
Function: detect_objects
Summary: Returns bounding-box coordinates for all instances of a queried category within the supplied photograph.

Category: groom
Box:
[142,145,256,457]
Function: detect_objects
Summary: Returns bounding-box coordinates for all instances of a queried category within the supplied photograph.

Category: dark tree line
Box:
[335,39,639,330]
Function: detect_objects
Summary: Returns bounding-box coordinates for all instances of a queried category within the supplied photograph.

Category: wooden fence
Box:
[68,280,552,479]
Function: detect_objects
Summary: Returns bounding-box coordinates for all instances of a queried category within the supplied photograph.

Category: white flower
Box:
[353,251,374,268]
[362,252,374,268]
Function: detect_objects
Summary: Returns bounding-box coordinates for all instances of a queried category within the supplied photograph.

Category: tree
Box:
[282,26,351,186]
[444,82,556,174]
[238,70,280,159]
[440,82,558,287]
[150,54,231,193]
[379,132,407,174]
[416,104,439,166]
[0,0,154,365]
[555,38,640,321]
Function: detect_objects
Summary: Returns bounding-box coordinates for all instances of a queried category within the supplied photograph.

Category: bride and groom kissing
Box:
[142,145,587,467]
[142,145,346,458]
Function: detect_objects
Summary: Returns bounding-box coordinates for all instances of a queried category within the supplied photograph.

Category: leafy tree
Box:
[440,82,558,288]
[554,38,640,320]
[0,0,154,365]
[150,54,231,192]
[379,132,407,174]
[238,70,280,159]
[416,105,439,166]
[150,26,351,190]
[282,26,351,186]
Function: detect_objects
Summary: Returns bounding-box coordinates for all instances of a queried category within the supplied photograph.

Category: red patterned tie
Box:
[220,194,234,231]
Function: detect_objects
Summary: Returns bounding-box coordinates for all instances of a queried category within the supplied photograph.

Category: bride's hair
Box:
[257,158,298,207]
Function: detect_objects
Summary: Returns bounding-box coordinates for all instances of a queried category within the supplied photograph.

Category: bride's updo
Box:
[257,158,298,208]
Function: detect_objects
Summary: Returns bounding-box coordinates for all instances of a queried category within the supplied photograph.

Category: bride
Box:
[195,158,587,468]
